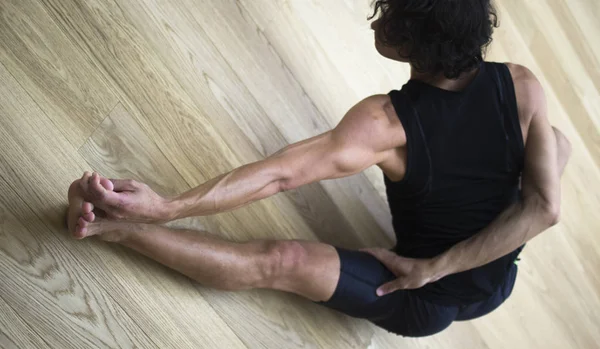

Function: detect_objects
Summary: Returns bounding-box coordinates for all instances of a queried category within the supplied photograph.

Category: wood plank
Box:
[0,61,247,349]
[78,103,190,198]
[1,0,600,348]
[0,296,49,349]
[0,0,118,148]
[498,0,600,167]
[0,174,157,349]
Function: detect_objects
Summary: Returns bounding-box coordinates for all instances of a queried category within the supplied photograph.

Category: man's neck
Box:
[410,65,480,92]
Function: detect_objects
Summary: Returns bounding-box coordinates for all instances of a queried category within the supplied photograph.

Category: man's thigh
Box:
[317,248,458,337]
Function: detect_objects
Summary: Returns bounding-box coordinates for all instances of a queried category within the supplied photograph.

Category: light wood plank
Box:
[0,72,156,347]
[0,296,49,349]
[0,0,118,148]
[1,0,599,348]
[497,0,600,167]
[79,103,190,198]
[0,61,247,349]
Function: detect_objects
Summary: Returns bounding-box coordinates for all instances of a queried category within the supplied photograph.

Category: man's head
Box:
[370,0,498,79]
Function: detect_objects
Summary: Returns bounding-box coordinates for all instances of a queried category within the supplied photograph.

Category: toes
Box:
[74,217,89,238]
[77,216,89,229]
[82,201,94,214]
[82,211,95,222]
[75,226,88,239]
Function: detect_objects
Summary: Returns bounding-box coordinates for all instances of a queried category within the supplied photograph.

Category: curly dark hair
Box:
[369,0,498,79]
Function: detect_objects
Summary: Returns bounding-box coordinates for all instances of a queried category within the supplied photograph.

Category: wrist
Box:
[429,253,453,281]
[161,195,184,221]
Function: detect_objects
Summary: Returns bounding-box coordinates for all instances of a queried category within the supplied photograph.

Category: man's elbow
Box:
[278,177,301,192]
[525,194,561,227]
[541,200,561,226]
[278,179,293,192]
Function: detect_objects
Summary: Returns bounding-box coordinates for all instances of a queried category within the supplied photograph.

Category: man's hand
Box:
[361,248,444,296]
[79,172,173,223]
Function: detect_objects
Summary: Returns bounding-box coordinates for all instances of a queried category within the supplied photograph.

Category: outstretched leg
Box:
[70,209,340,301]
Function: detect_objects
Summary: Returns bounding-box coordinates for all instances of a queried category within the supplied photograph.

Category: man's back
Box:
[379,62,525,304]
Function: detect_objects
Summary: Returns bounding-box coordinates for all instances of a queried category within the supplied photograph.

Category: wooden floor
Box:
[0,0,599,348]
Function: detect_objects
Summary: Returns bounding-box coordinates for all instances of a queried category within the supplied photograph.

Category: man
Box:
[67,0,571,337]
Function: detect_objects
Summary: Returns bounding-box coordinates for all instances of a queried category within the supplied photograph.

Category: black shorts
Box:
[319,248,518,337]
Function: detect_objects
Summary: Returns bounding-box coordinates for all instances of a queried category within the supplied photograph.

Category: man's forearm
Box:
[432,125,570,279]
[165,159,283,220]
[432,196,558,278]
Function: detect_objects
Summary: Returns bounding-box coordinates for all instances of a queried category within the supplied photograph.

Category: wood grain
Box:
[0,0,599,348]
[0,61,246,348]
[0,296,49,349]
[0,0,118,148]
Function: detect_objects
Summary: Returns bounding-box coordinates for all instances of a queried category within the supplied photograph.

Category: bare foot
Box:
[67,179,138,241]
[67,172,122,238]
[67,177,97,239]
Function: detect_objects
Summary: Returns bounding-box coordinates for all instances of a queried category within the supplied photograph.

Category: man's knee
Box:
[256,240,309,289]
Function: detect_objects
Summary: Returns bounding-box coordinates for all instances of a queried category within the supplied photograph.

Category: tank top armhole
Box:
[386,89,413,185]
[487,62,526,171]
[500,64,525,155]
[386,89,432,199]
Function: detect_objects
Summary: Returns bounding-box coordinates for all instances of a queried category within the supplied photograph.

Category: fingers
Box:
[361,248,412,296]
[361,248,399,272]
[376,279,404,296]
[90,172,103,192]
[78,172,123,211]
[110,178,137,192]
[79,172,106,198]
[79,171,137,193]
[79,171,92,191]
[99,176,114,191]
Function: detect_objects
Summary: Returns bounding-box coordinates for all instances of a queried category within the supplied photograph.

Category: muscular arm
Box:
[167,95,404,220]
[431,67,565,278]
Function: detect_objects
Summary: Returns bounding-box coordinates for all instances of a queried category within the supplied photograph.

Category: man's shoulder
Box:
[505,63,547,130]
[505,63,543,92]
[355,94,393,113]
[334,94,405,151]
[352,94,400,127]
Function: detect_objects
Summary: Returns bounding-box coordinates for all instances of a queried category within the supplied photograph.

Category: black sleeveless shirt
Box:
[386,62,525,305]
